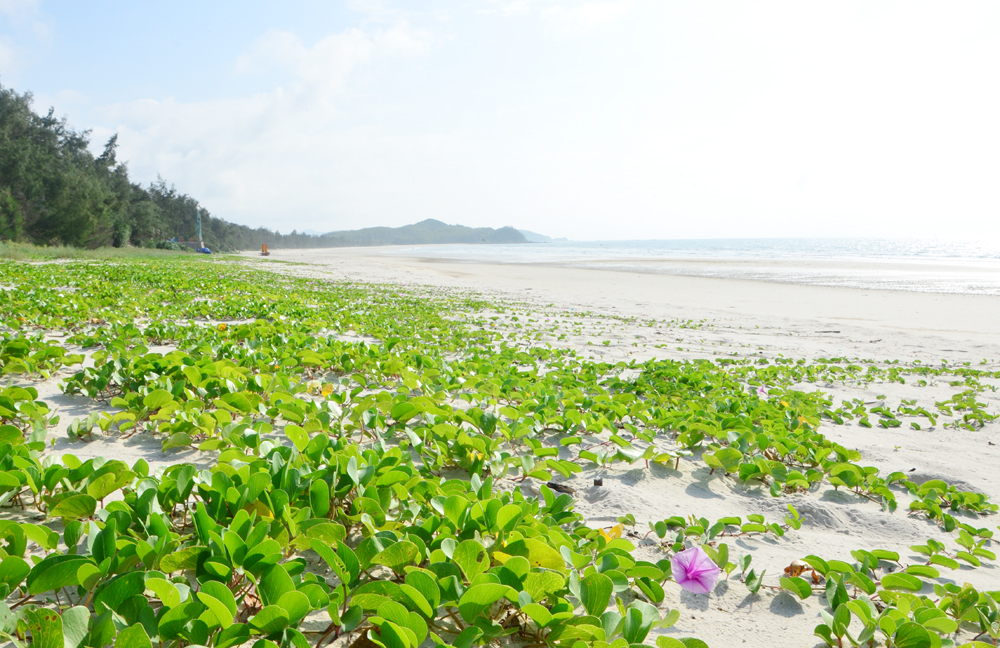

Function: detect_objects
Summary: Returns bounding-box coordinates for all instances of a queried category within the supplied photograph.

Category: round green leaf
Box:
[26,554,92,594]
[248,606,289,636]
[49,494,96,521]
[779,576,812,599]
[458,584,515,624]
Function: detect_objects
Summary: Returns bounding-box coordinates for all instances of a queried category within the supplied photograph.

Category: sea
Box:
[377,238,1000,296]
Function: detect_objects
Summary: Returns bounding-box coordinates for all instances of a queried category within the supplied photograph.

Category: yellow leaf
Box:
[321,383,334,397]
[599,524,623,541]
[248,500,274,519]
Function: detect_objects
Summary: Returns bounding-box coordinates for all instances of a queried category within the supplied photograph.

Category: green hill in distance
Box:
[315,218,527,246]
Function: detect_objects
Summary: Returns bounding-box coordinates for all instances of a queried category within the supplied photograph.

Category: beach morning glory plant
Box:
[671,546,722,594]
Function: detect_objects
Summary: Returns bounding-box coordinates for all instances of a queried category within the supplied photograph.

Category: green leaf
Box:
[258,565,295,607]
[26,554,92,594]
[399,583,434,618]
[49,494,96,521]
[657,639,686,648]
[710,447,743,473]
[372,541,420,573]
[880,573,923,592]
[62,606,90,648]
[914,610,958,634]
[621,606,649,644]
[450,626,484,648]
[25,607,63,648]
[580,572,613,616]
[779,576,812,599]
[524,571,566,602]
[498,538,565,573]
[143,389,175,410]
[376,621,412,648]
[198,590,236,629]
[145,578,181,608]
[94,572,146,613]
[745,568,765,594]
[216,624,251,648]
[221,392,252,413]
[161,432,192,451]
[159,546,206,573]
[0,555,29,589]
[496,504,524,533]
[284,424,308,451]
[201,580,238,617]
[86,471,134,501]
[520,603,552,628]
[453,539,490,582]
[275,591,312,624]
[678,640,710,648]
[457,584,515,623]
[443,495,469,525]
[904,565,939,579]
[893,622,931,648]
[20,523,59,551]
[157,598,204,640]
[114,624,152,648]
[248,606,289,636]
[404,571,440,613]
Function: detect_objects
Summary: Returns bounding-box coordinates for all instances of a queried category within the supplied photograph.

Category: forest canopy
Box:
[0,83,295,251]
[0,83,526,252]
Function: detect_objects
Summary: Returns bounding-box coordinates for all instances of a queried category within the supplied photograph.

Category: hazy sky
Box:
[2,1,998,240]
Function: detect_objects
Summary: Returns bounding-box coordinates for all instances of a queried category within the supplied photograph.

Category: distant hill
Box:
[521,229,560,243]
[518,229,568,243]
[319,219,527,246]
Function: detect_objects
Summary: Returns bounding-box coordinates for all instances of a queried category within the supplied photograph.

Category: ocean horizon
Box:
[376,237,1000,296]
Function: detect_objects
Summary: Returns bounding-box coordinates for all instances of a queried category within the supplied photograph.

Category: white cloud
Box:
[540,1,632,36]
[480,0,532,17]
[236,23,431,94]
[0,0,37,16]
[481,0,631,33]
[100,22,435,228]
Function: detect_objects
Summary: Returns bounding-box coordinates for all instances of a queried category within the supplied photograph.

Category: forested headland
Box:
[0,83,526,252]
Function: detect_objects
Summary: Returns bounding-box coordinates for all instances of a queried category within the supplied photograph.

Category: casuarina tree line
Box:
[0,83,322,252]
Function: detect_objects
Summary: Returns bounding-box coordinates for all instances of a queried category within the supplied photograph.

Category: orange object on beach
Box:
[261,244,270,256]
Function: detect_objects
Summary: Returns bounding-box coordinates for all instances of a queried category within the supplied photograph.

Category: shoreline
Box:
[243,247,1000,356]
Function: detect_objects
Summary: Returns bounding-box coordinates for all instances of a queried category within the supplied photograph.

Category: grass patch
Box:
[0,241,206,261]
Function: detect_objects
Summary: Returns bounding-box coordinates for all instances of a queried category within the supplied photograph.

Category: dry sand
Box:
[244,247,1000,647]
[15,247,1000,648]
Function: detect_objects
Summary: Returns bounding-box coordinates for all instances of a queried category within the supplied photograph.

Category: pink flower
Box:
[756,385,769,398]
[671,546,721,594]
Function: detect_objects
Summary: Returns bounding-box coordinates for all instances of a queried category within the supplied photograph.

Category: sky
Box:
[1,0,999,240]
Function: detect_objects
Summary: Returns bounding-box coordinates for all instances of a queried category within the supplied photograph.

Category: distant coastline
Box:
[290,218,528,247]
